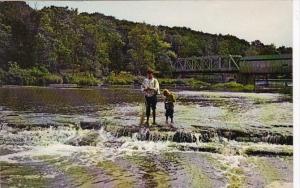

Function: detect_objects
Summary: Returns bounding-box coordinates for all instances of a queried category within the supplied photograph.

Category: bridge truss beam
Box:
[171,55,242,73]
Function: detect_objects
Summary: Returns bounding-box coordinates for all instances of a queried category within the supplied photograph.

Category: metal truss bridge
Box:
[171,55,242,73]
[170,54,292,74]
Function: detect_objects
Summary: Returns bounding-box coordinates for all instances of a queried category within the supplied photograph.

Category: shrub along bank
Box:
[211,82,255,92]
[160,79,255,92]
[0,63,63,86]
[0,63,100,86]
[0,65,255,92]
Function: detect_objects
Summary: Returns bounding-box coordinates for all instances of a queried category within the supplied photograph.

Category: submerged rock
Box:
[173,131,196,143]
[114,126,140,137]
[65,132,99,146]
[177,145,220,153]
[192,125,293,145]
[103,123,293,145]
[6,123,58,130]
[244,149,293,156]
[80,121,102,130]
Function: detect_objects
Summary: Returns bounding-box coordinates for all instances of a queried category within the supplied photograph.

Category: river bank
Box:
[0,66,291,94]
[0,81,292,95]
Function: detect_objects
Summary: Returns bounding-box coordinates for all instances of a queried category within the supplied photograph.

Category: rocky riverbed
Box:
[0,87,293,187]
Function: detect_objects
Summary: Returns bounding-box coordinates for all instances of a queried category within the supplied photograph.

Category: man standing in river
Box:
[141,68,160,125]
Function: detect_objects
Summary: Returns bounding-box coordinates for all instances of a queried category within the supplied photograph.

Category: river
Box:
[0,87,293,187]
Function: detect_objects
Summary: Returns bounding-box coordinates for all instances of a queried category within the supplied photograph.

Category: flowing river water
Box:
[0,87,293,188]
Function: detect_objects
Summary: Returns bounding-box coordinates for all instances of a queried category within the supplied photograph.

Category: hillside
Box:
[0,1,292,85]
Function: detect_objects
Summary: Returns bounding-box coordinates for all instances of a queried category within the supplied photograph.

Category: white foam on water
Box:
[0,124,178,165]
[0,144,81,163]
[119,140,173,153]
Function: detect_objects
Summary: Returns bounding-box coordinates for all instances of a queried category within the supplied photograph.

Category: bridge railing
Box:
[172,55,242,73]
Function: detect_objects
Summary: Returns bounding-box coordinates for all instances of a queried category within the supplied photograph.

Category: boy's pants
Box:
[165,103,174,118]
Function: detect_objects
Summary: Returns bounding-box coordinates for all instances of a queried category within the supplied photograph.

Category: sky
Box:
[27,0,293,47]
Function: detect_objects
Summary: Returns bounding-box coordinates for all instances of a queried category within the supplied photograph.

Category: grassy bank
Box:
[210,82,254,92]
[0,64,101,86]
[1,66,288,93]
[104,75,256,93]
[159,78,255,92]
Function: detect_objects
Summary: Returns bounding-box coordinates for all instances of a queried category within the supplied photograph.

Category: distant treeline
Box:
[0,1,292,85]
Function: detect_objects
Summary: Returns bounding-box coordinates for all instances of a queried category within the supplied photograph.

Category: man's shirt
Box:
[141,78,160,97]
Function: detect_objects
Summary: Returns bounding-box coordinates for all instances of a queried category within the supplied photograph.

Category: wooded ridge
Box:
[0,1,292,86]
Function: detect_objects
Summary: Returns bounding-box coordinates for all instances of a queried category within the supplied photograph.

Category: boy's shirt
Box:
[164,93,176,109]
[165,93,176,103]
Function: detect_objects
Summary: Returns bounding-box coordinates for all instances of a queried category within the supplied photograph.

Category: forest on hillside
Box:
[0,2,292,86]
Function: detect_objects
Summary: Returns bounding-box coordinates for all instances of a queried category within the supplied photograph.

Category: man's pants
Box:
[145,95,157,117]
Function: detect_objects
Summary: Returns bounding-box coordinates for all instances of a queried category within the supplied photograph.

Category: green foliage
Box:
[245,40,286,56]
[6,62,37,85]
[65,74,100,86]
[243,84,255,92]
[0,68,7,85]
[42,74,63,85]
[127,24,173,74]
[159,78,186,85]
[3,62,63,86]
[211,82,255,92]
[159,78,209,89]
[0,13,13,68]
[186,79,210,89]
[106,71,135,85]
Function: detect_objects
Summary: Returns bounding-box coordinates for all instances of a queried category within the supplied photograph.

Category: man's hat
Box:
[147,68,154,74]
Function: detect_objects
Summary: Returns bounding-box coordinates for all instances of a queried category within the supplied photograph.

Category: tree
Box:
[127,24,155,74]
[218,39,231,55]
[0,13,13,69]
[277,46,292,54]
[33,11,57,71]
[127,24,174,75]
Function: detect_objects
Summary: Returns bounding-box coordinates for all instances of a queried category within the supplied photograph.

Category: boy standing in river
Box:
[141,68,160,125]
[163,89,176,124]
